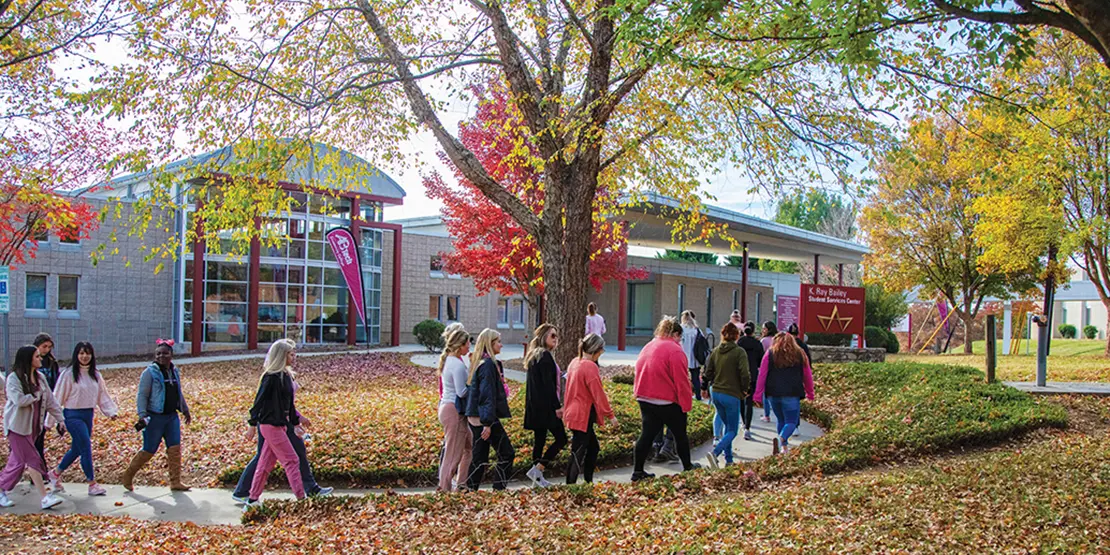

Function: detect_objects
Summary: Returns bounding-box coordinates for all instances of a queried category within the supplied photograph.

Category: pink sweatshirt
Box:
[753,351,815,404]
[46,367,118,427]
[633,337,693,413]
[585,314,607,336]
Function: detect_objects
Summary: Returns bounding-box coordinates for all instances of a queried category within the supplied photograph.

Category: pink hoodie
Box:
[633,337,694,413]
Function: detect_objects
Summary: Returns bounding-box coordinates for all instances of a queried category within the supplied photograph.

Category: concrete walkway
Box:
[1005,381,1110,396]
[12,346,821,526]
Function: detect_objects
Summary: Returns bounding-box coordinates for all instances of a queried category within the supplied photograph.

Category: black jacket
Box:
[523,351,562,430]
[797,339,812,365]
[40,353,60,391]
[737,335,765,393]
[248,372,299,427]
[764,353,806,399]
[466,358,511,426]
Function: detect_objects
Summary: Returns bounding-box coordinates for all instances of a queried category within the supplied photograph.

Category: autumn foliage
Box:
[425,84,646,308]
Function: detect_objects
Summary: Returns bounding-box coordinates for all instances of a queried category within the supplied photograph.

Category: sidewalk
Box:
[1004,381,1110,396]
[17,347,822,526]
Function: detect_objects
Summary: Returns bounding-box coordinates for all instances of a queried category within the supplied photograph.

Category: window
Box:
[497,299,510,326]
[430,255,445,277]
[706,287,713,330]
[58,276,79,311]
[512,299,526,326]
[732,289,739,311]
[755,292,763,323]
[430,295,460,322]
[627,283,655,335]
[677,283,685,314]
[32,227,48,242]
[446,296,459,321]
[429,295,441,320]
[58,226,80,245]
[25,274,47,310]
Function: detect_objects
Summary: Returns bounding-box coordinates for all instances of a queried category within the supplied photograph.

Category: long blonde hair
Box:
[525,323,557,367]
[439,328,470,375]
[468,328,501,385]
[261,338,297,384]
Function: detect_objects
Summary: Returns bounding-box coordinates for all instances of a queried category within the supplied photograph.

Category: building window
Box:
[756,292,763,323]
[628,283,655,335]
[430,295,460,322]
[430,255,445,277]
[732,289,739,311]
[58,275,79,311]
[58,225,80,245]
[497,299,510,326]
[32,227,48,242]
[706,287,713,330]
[512,299,526,326]
[677,283,685,314]
[25,274,47,311]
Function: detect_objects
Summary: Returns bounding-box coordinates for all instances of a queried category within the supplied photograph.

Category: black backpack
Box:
[694,329,710,366]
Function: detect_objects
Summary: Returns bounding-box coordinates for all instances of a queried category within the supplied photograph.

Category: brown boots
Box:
[121,447,190,492]
[167,445,191,491]
[122,451,153,491]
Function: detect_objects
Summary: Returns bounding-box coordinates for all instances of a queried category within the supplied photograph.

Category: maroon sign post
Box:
[800,284,866,348]
[326,227,368,343]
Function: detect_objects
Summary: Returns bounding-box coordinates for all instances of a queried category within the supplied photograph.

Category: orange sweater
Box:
[562,358,615,433]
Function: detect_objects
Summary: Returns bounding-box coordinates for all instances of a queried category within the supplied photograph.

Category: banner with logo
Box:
[776,295,799,331]
[326,227,367,327]
[800,284,865,336]
[936,300,950,332]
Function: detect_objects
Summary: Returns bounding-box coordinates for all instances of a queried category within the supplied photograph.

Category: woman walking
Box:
[754,333,815,454]
[45,342,118,496]
[122,340,193,492]
[523,324,566,488]
[465,329,514,491]
[736,322,765,441]
[701,323,750,468]
[436,327,473,492]
[31,334,61,475]
[584,303,606,337]
[232,341,332,504]
[757,322,778,422]
[563,334,617,484]
[680,311,704,400]
[241,339,307,509]
[631,317,700,481]
[0,346,66,509]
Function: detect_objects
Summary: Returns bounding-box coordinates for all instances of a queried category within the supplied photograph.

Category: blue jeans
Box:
[767,396,801,443]
[142,413,181,454]
[710,392,742,463]
[711,388,724,440]
[232,424,320,497]
[58,408,95,481]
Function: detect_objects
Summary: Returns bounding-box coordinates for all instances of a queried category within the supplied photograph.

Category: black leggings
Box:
[634,402,691,472]
[531,425,567,467]
[468,421,515,491]
[740,394,754,430]
[566,413,599,484]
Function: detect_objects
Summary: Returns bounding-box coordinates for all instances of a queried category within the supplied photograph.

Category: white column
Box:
[1002,302,1012,355]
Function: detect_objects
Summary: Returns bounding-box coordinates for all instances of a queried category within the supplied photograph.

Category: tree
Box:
[864,282,908,330]
[99,1,890,364]
[657,250,718,265]
[426,83,646,320]
[860,116,1027,353]
[968,33,1110,355]
[755,189,857,282]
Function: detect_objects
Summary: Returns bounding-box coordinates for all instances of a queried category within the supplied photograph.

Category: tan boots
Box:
[122,451,153,491]
[167,445,191,491]
[121,447,190,492]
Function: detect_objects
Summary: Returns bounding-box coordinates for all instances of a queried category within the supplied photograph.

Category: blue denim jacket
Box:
[136,362,189,419]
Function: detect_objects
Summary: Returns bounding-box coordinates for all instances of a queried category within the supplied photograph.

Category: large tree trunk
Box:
[1104,308,1110,357]
[961,311,975,354]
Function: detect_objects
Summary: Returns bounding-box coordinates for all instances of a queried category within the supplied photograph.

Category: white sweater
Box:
[681,325,700,369]
[440,356,470,407]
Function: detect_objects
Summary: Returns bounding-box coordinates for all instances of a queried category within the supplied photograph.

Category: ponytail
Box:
[578,333,605,359]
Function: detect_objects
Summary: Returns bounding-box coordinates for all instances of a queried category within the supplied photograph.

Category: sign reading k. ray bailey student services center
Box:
[800,284,865,336]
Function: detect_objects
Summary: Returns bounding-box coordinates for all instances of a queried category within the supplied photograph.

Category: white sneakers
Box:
[40,493,63,510]
[0,492,12,508]
[47,470,64,493]
[242,500,262,513]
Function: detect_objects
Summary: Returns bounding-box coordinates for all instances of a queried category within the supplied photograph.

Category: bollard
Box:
[985,314,997,384]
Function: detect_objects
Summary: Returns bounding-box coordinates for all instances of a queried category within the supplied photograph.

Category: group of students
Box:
[433,303,817,488]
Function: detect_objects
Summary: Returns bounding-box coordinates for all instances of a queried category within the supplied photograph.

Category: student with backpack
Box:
[736,322,766,441]
[680,311,709,401]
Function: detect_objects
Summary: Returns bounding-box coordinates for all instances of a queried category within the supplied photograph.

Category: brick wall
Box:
[5,200,176,359]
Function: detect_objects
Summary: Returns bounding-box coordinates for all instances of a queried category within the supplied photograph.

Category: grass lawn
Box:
[962,337,1108,357]
[0,362,1093,553]
[1,353,713,489]
[891,348,1110,382]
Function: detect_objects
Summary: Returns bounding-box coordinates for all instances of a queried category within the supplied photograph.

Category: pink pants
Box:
[437,403,473,491]
[249,424,305,500]
[0,432,48,492]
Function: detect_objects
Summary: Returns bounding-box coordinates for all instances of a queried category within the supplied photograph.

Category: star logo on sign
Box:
[816,305,853,332]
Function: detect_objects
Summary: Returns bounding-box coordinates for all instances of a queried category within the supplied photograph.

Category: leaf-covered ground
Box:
[0,353,713,488]
[890,350,1110,382]
[0,396,1103,553]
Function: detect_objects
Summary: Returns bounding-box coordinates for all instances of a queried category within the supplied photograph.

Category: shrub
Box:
[413,319,446,351]
[863,326,888,350]
[807,332,852,346]
[1084,325,1099,339]
[883,329,900,353]
[1059,324,1078,339]
[611,372,634,385]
